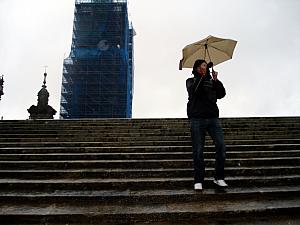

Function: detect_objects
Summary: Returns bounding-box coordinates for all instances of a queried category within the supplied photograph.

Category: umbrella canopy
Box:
[179,35,237,70]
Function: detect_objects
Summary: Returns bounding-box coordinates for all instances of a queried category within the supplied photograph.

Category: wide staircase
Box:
[0,117,299,225]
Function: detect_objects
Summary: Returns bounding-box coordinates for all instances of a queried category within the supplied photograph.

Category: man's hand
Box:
[212,70,218,81]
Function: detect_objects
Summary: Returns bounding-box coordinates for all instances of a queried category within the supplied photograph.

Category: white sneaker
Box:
[194,183,203,191]
[213,179,228,187]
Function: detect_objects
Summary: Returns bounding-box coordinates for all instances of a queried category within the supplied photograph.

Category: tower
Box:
[60,0,134,118]
[28,71,57,119]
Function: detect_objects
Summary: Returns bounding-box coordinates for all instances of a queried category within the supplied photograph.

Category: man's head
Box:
[192,59,207,76]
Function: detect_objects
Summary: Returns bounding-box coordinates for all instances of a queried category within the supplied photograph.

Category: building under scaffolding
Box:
[60,0,134,118]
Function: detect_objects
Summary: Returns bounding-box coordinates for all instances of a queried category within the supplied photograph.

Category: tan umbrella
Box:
[179,35,237,70]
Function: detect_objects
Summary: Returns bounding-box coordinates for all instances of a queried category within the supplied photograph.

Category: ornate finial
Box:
[43,66,48,88]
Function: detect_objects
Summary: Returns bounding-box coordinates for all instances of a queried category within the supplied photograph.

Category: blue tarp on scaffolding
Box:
[60,0,134,119]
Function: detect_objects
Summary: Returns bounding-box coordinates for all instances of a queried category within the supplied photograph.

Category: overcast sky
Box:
[0,0,299,120]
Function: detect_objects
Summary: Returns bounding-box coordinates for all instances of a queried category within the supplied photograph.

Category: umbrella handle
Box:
[205,44,213,66]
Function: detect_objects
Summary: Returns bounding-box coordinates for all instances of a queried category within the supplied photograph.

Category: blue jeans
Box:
[190,118,226,184]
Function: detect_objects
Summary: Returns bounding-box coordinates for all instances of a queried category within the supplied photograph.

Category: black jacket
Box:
[186,74,226,118]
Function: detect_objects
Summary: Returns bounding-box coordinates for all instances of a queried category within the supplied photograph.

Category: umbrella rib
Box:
[208,45,233,58]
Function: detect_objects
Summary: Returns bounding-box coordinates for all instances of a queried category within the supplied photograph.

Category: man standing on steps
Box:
[186,59,228,191]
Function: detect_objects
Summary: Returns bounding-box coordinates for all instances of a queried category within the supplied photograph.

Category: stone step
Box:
[45,122,292,128]
[1,128,299,135]
[0,116,298,125]
[0,118,298,125]
[0,186,299,205]
[0,196,299,225]
[0,157,299,169]
[0,131,299,141]
[1,166,299,179]
[0,124,299,133]
[1,144,298,154]
[0,117,299,224]
[0,118,298,127]
[0,116,298,122]
[0,175,299,191]
[1,139,299,148]
[1,133,299,143]
[1,127,299,135]
[0,150,299,161]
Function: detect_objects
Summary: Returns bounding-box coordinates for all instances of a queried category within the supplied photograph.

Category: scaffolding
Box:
[60,0,134,119]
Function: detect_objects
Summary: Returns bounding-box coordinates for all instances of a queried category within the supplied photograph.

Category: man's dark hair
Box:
[192,59,211,76]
